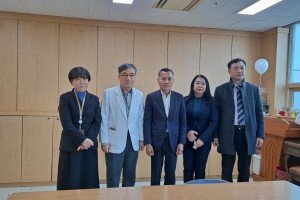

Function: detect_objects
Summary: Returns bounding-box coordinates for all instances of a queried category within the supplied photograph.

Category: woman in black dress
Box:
[57,67,101,190]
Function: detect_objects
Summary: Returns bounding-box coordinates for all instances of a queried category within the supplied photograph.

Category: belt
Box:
[234,125,245,130]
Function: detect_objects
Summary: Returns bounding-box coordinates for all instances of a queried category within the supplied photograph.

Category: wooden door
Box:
[22,116,53,182]
[0,116,22,183]
[52,117,62,182]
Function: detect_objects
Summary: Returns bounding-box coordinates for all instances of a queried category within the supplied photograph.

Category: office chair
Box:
[185,179,228,184]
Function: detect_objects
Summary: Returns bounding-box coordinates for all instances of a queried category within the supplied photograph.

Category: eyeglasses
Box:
[120,74,136,78]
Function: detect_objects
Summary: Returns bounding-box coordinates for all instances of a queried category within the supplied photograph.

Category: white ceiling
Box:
[0,0,299,32]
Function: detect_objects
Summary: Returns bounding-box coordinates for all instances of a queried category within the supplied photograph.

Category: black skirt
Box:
[57,149,99,190]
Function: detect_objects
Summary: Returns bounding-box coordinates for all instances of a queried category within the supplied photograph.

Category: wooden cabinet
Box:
[52,117,62,182]
[22,116,53,182]
[257,116,300,181]
[0,116,22,183]
[0,114,225,184]
[207,145,238,176]
[207,145,221,176]
[98,146,106,182]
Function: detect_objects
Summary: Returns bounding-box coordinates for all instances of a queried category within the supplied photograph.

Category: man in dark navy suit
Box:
[143,68,186,185]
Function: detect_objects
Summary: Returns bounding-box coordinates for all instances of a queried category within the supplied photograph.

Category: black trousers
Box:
[150,135,177,185]
[221,126,251,182]
[183,141,211,182]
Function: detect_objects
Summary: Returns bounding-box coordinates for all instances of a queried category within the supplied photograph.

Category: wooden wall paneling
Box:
[168,32,200,178]
[22,116,53,182]
[0,116,22,183]
[199,34,232,94]
[98,147,105,182]
[52,117,62,182]
[97,27,134,99]
[0,18,17,111]
[134,29,168,179]
[17,20,59,112]
[232,35,262,85]
[207,145,221,176]
[134,29,168,95]
[262,29,281,115]
[261,28,289,115]
[97,27,134,180]
[168,32,201,96]
[199,34,237,175]
[59,24,98,95]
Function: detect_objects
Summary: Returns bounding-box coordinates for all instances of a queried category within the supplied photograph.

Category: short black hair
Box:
[227,58,246,69]
[118,63,137,74]
[158,68,174,77]
[68,67,91,83]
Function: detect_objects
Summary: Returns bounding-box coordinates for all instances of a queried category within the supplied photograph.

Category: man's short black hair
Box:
[118,63,137,74]
[158,68,174,77]
[227,58,246,69]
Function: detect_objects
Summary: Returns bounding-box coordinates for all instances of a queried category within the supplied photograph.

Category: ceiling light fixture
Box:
[113,0,134,4]
[238,0,282,15]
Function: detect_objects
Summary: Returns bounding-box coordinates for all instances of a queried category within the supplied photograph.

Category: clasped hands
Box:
[187,130,204,149]
[77,138,94,151]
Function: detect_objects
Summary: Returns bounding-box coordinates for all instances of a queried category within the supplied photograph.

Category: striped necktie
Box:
[236,85,245,125]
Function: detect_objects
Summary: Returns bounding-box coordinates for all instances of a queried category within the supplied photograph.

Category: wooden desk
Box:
[8,181,300,200]
[258,116,300,181]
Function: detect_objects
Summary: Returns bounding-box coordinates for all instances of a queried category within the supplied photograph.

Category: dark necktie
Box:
[236,85,245,125]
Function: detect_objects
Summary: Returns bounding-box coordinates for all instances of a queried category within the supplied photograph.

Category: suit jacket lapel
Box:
[115,86,128,120]
[168,91,175,119]
[83,91,91,107]
[226,83,235,109]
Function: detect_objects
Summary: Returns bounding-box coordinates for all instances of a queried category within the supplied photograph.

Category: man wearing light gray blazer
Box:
[100,63,144,188]
[213,58,265,183]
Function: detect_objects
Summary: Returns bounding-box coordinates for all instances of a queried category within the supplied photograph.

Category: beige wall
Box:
[0,11,288,184]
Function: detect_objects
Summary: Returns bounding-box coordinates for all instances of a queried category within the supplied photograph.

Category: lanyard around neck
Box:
[74,90,86,129]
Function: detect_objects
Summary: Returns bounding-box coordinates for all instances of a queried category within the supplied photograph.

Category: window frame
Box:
[287,23,300,109]
[287,83,300,108]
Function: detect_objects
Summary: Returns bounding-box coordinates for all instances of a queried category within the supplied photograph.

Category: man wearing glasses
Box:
[100,63,144,188]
